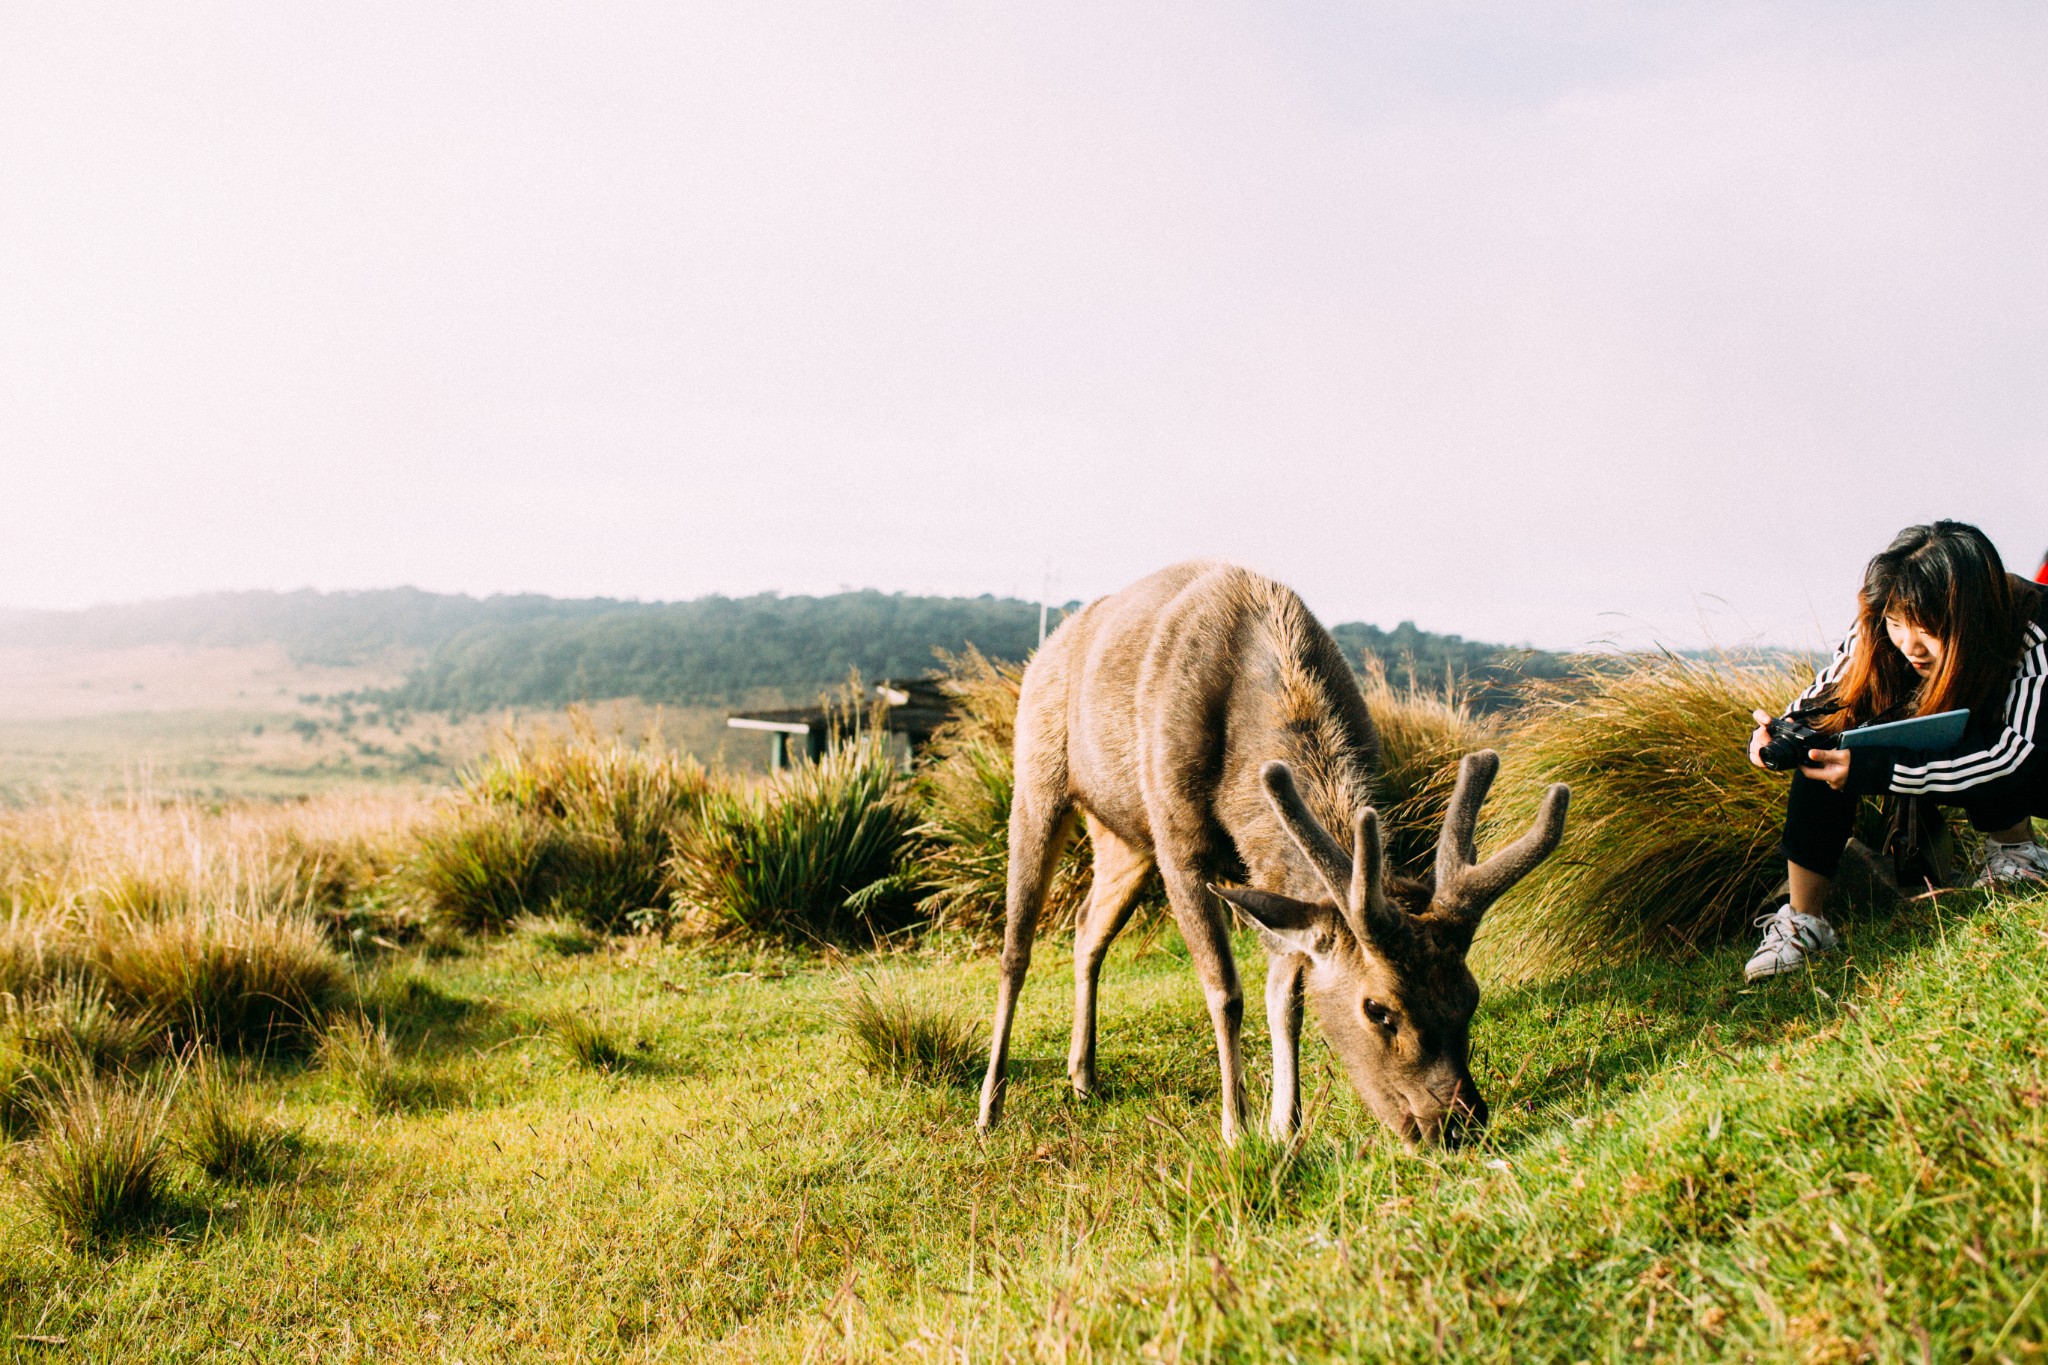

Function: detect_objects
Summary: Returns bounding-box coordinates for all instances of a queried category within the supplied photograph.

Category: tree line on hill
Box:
[0,587,1568,712]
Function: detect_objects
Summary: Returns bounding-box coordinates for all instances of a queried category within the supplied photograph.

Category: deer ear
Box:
[1210,884,1345,962]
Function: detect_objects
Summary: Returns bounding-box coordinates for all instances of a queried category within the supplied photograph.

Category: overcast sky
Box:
[3,2,2043,650]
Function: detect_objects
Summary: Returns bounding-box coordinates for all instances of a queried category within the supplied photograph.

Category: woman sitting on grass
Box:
[1744,520,2048,982]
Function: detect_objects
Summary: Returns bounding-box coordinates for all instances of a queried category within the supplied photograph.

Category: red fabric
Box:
[2038,554,2048,585]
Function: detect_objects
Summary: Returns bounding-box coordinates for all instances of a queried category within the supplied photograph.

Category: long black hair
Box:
[1824,520,2029,727]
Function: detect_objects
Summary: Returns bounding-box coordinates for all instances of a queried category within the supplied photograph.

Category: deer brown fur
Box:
[976,562,1569,1145]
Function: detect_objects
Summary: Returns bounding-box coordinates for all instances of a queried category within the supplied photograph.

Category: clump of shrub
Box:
[673,736,922,940]
[911,649,1095,937]
[92,906,346,1056]
[0,1030,60,1138]
[182,1063,303,1183]
[840,979,982,1089]
[541,1009,646,1073]
[23,1069,180,1245]
[1472,653,1815,980]
[1358,664,1498,877]
[408,719,710,934]
[9,978,165,1076]
[320,1014,435,1114]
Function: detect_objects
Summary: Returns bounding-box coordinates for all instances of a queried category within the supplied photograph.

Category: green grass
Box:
[1,881,2046,1358]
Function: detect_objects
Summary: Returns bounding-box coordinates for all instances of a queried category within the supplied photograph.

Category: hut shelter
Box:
[726,678,955,771]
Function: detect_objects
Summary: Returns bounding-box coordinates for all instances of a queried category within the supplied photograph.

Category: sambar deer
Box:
[976,562,1569,1145]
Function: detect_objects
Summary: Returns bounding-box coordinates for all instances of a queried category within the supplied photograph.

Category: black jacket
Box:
[1790,578,2048,803]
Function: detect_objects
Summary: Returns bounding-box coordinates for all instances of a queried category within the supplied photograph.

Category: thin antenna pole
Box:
[1037,559,1052,648]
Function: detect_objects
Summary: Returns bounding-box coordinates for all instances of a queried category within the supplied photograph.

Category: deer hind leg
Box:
[1067,817,1155,1099]
[977,781,1075,1133]
[1157,857,1247,1145]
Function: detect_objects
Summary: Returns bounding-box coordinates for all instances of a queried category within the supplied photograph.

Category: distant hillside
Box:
[0,587,1568,712]
[0,588,614,667]
[380,592,1049,712]
[1327,620,1572,705]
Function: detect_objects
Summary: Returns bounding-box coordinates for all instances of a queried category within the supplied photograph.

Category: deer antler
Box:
[1433,750,1569,929]
[1259,761,1408,954]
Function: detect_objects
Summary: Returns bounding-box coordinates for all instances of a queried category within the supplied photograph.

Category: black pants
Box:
[1781,771,2048,878]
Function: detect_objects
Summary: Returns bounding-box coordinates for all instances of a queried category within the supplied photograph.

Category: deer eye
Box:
[1362,999,1398,1033]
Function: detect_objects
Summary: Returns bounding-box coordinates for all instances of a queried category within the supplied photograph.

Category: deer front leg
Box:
[1264,952,1306,1139]
[1162,866,1247,1144]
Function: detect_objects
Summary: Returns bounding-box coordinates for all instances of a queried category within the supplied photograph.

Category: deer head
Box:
[1214,751,1568,1146]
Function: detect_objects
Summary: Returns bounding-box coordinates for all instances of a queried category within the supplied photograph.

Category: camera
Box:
[1757,711,1839,772]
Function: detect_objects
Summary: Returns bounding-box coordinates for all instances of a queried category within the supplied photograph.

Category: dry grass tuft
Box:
[541,1009,646,1073]
[23,1067,180,1245]
[92,904,347,1055]
[1359,663,1499,877]
[181,1062,303,1183]
[407,716,710,934]
[320,1014,436,1113]
[840,979,983,1089]
[910,648,1095,937]
[1472,653,1814,981]
[7,977,165,1076]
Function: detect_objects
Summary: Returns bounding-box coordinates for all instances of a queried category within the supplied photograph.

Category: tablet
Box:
[1837,709,1971,752]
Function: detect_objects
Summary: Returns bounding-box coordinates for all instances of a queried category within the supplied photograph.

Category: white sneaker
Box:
[1976,840,2048,889]
[1744,905,1839,982]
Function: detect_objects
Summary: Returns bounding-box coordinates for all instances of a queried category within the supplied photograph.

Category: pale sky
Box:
[3,2,2044,651]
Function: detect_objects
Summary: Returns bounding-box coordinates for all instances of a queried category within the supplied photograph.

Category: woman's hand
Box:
[1748,709,1773,769]
[1800,748,1852,791]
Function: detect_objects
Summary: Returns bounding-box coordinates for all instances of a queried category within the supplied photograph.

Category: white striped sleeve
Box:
[1890,622,2048,795]
[1790,627,1856,713]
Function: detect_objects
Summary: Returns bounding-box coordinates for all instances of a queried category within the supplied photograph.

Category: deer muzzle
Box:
[1409,1073,1489,1148]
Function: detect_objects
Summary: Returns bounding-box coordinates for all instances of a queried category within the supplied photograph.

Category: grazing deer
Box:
[976,562,1568,1146]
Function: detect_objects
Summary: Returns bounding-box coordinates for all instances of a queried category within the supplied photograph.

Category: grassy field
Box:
[0,638,792,803]
[4,654,2046,1361]
[4,861,2048,1359]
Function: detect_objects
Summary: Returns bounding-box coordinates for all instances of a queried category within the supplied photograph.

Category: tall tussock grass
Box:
[181,1060,303,1183]
[839,979,982,1089]
[1358,664,1498,877]
[24,1067,181,1245]
[6,978,165,1077]
[673,735,921,940]
[92,905,346,1054]
[408,717,710,933]
[1472,653,1814,981]
[320,1014,437,1113]
[0,796,414,1068]
[0,793,427,934]
[911,649,1094,937]
[3,907,344,1059]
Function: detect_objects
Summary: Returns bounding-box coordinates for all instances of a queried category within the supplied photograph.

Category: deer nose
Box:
[1413,1075,1488,1147]
[1440,1086,1489,1148]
